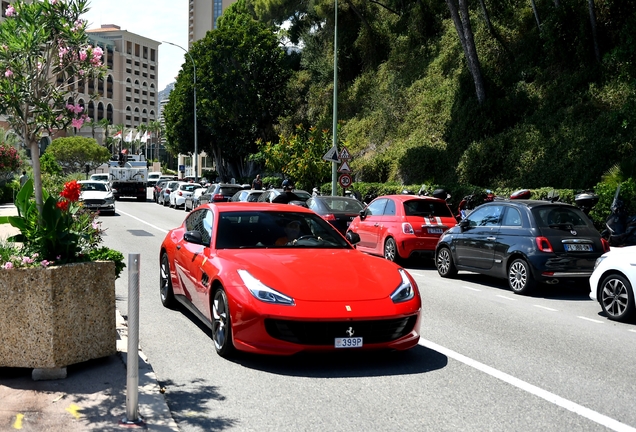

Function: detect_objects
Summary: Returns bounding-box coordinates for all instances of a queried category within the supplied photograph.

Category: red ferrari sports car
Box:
[159,202,422,357]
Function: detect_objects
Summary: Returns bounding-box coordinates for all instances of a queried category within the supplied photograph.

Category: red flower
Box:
[60,180,81,202]
[56,200,70,212]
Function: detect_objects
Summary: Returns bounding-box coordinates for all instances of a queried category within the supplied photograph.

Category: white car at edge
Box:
[589,246,636,322]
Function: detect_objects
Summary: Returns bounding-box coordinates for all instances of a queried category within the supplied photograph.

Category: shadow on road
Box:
[230,344,447,378]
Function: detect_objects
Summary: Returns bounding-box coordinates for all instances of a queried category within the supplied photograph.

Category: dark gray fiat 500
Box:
[435,200,610,294]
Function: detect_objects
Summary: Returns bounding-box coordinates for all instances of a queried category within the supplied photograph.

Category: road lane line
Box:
[116,209,169,234]
[534,305,558,312]
[577,316,604,324]
[418,338,636,432]
[629,329,636,334]
[462,285,482,292]
[496,295,517,301]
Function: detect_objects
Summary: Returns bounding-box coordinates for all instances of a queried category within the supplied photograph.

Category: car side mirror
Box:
[184,230,205,245]
[346,231,361,245]
[458,219,470,230]
[359,209,366,221]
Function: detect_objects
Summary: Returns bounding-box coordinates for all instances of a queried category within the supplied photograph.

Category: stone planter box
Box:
[0,261,116,369]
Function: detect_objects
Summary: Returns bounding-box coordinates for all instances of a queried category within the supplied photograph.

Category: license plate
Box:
[335,337,363,348]
[427,227,443,234]
[564,243,592,252]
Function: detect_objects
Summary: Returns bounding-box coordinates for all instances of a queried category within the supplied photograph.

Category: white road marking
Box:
[462,285,482,292]
[534,305,558,312]
[496,295,517,301]
[419,338,636,432]
[116,209,169,234]
[577,316,604,324]
[628,329,636,334]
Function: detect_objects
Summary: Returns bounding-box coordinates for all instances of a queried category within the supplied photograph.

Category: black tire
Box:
[162,196,168,206]
[436,247,458,278]
[599,273,635,322]
[508,258,536,295]
[160,253,176,308]
[384,237,399,262]
[212,287,235,357]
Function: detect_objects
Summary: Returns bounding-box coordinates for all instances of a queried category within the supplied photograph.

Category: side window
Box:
[307,199,318,211]
[502,207,522,227]
[366,199,387,217]
[185,209,213,245]
[384,199,396,216]
[467,205,504,227]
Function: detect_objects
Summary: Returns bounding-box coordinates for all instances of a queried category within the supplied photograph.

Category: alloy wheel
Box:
[601,277,630,320]
[384,238,397,262]
[212,288,234,357]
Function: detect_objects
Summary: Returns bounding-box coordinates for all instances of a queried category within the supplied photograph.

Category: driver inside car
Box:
[275,220,302,245]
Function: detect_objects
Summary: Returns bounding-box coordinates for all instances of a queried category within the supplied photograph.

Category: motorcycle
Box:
[602,185,636,247]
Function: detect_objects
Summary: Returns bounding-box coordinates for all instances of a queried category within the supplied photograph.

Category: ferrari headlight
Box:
[391,269,415,303]
[237,269,295,305]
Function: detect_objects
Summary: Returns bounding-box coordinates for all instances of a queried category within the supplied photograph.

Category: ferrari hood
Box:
[218,249,405,302]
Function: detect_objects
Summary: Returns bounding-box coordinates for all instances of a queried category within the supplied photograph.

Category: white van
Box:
[147,171,162,187]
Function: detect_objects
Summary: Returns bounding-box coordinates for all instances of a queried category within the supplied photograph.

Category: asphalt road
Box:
[98,191,636,432]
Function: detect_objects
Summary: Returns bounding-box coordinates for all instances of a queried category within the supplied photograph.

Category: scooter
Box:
[602,185,636,247]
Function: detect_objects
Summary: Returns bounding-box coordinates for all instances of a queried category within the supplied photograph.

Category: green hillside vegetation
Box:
[255,0,635,189]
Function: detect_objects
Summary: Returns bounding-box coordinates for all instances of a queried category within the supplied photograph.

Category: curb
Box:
[116,310,179,431]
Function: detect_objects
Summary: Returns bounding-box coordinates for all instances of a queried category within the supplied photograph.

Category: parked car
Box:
[147,171,162,187]
[159,202,422,357]
[435,200,611,295]
[78,180,115,215]
[196,184,245,206]
[169,182,203,209]
[184,187,208,212]
[160,181,181,206]
[589,245,636,322]
[229,189,265,203]
[89,173,110,183]
[307,196,365,235]
[153,179,169,203]
[257,188,312,206]
[347,194,457,263]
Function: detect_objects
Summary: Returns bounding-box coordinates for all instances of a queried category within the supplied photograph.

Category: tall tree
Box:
[446,0,486,104]
[164,7,291,180]
[45,136,110,174]
[0,0,106,212]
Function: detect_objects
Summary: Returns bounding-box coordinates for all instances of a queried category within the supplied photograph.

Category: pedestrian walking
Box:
[19,170,28,188]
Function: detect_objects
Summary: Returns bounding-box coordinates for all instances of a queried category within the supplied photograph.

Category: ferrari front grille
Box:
[264,316,417,345]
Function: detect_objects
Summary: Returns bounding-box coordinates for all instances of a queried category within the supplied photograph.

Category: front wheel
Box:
[384,237,399,262]
[436,247,458,278]
[212,287,235,357]
[600,274,635,322]
[160,253,176,308]
[508,258,536,295]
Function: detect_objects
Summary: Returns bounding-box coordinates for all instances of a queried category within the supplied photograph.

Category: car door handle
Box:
[176,245,181,250]
[486,236,496,241]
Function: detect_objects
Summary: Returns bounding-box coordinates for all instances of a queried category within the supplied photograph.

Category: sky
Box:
[81,0,189,90]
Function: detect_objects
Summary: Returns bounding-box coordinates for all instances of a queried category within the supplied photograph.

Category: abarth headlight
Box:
[391,269,415,303]
[237,269,295,305]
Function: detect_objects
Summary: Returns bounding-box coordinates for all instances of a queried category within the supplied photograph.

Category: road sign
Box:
[338,160,351,173]
[339,146,352,160]
[322,146,340,163]
[338,173,352,188]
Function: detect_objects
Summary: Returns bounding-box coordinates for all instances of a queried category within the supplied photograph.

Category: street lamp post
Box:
[163,41,198,183]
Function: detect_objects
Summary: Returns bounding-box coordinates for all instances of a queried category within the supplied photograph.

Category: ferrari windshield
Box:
[215,211,351,249]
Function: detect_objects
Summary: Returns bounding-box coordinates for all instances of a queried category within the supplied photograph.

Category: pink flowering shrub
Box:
[0,144,21,174]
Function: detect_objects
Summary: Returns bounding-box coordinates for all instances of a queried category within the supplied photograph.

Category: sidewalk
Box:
[0,203,177,431]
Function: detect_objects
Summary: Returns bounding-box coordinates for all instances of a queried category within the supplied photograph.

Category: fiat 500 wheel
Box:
[508,258,536,295]
[160,253,176,308]
[436,247,458,278]
[600,273,635,322]
[384,237,399,262]
[212,287,235,357]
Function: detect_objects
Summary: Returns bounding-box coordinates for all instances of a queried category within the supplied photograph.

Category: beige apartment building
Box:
[1,3,160,153]
[188,0,236,47]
